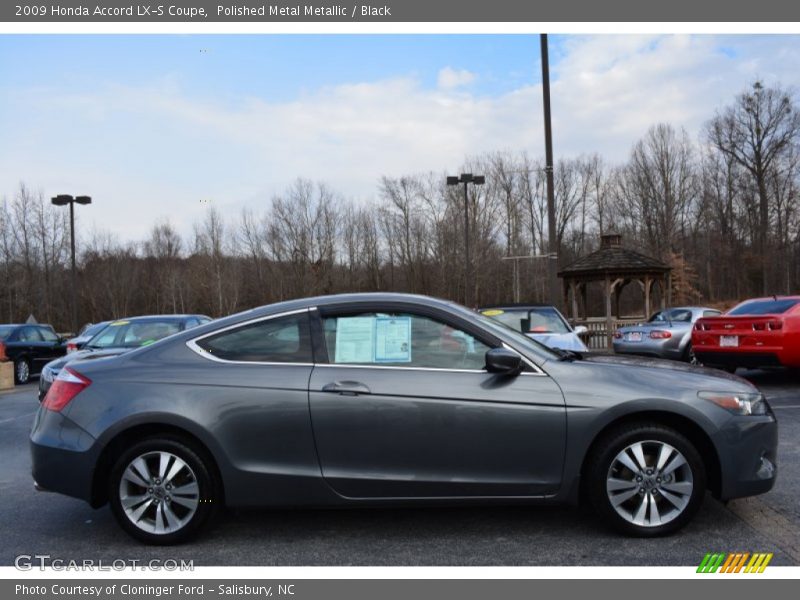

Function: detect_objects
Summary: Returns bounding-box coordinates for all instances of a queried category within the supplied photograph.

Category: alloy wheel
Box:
[118,450,200,535]
[605,440,694,527]
[16,360,29,383]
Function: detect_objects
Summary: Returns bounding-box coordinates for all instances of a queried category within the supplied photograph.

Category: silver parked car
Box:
[613,307,722,362]
[32,293,776,544]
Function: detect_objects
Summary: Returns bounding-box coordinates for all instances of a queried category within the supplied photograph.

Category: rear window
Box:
[728,299,800,316]
[196,313,312,363]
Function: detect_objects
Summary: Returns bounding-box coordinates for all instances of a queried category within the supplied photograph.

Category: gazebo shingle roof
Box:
[558,234,669,279]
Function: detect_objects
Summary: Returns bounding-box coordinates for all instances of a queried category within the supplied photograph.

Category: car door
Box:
[18,326,48,372]
[37,326,65,362]
[308,305,567,499]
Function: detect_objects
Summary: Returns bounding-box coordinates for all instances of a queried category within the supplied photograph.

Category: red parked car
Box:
[692,296,800,371]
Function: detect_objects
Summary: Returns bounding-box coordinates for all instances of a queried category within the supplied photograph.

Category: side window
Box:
[39,327,59,342]
[196,313,312,363]
[19,327,43,342]
[322,312,491,370]
[185,318,200,329]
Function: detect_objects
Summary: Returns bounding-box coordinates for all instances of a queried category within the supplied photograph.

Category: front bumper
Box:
[715,412,778,501]
[30,407,99,504]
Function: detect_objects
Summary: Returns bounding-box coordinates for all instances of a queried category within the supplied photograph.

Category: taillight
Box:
[694,322,707,331]
[42,367,91,412]
[649,330,672,339]
[768,320,783,331]
[752,322,766,331]
[66,343,78,353]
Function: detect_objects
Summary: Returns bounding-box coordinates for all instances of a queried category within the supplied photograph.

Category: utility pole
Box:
[540,34,560,308]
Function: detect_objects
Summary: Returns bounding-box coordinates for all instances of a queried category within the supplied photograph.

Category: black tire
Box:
[108,435,220,545]
[14,358,31,384]
[586,422,706,537]
[682,343,699,365]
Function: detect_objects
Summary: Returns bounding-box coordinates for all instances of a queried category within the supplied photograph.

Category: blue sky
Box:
[1,34,798,241]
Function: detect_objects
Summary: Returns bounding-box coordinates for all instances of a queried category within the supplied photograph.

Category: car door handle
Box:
[321,381,371,396]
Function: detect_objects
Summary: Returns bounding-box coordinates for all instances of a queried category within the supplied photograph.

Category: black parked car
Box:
[0,324,67,384]
[39,314,211,401]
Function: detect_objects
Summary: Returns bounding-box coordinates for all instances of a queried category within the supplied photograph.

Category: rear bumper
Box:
[612,342,683,360]
[30,407,99,505]
[694,350,784,369]
[715,412,778,501]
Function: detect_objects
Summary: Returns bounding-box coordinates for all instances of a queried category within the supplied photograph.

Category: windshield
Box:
[86,319,183,349]
[481,307,570,334]
[0,326,16,340]
[648,308,694,323]
[728,299,800,316]
[79,322,108,338]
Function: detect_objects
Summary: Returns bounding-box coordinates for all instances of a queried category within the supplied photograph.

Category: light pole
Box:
[51,194,91,333]
[447,173,485,307]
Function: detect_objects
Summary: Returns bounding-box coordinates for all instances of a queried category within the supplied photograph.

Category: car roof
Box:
[107,314,208,322]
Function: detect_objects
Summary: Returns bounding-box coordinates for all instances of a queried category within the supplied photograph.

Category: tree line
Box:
[2,81,799,332]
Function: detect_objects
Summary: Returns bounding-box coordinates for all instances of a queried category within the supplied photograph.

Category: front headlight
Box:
[698,391,769,416]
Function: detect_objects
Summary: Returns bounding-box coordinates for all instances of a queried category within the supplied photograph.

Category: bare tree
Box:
[707,81,800,293]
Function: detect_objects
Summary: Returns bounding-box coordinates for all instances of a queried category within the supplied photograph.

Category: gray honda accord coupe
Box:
[31,293,777,544]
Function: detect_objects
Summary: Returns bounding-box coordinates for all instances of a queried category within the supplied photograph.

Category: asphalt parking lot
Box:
[1,371,798,567]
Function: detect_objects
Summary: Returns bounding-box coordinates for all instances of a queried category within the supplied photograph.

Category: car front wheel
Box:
[587,423,706,536]
[108,436,220,545]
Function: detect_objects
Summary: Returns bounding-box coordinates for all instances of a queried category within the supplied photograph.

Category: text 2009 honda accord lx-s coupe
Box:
[31,293,777,544]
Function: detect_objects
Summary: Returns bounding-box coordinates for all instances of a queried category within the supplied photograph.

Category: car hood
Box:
[576,353,749,385]
[45,348,129,371]
[527,332,588,352]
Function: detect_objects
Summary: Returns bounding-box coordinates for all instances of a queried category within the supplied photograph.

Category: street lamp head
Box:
[75,196,92,205]
[51,194,73,206]
[446,176,459,186]
[473,175,486,185]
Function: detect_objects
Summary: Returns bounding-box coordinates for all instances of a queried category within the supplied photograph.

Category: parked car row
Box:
[611,295,800,372]
[38,314,212,400]
[0,315,211,387]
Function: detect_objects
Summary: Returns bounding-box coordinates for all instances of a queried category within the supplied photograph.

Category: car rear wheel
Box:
[14,358,31,384]
[586,423,706,536]
[683,343,700,365]
[108,436,220,545]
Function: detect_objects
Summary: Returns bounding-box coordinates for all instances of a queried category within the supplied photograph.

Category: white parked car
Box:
[479,304,588,352]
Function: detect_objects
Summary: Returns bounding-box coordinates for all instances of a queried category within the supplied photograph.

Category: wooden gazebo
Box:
[558,234,671,348]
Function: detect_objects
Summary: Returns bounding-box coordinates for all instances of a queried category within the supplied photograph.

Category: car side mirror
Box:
[485,348,523,375]
[573,325,588,335]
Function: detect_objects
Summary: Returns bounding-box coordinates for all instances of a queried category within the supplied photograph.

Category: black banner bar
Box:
[3,0,800,23]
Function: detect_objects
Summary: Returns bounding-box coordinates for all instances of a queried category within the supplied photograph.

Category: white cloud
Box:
[437,67,477,90]
[1,35,799,242]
